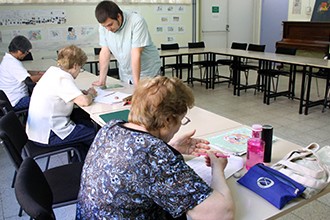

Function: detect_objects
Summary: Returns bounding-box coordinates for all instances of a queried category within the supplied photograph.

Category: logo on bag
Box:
[257,177,274,188]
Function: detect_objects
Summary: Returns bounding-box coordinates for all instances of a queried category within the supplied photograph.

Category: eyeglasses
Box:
[21,50,30,55]
[181,116,191,125]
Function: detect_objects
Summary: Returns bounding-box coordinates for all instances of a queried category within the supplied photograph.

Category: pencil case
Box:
[237,163,305,209]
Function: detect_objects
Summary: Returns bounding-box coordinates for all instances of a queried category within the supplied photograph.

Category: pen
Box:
[103,91,116,97]
[198,153,229,158]
[123,101,131,106]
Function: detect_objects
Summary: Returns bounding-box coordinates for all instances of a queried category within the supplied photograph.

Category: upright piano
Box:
[276,21,330,54]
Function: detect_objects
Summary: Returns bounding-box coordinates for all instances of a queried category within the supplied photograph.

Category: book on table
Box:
[99,109,130,124]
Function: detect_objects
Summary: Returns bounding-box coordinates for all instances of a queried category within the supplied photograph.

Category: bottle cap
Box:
[252,124,262,131]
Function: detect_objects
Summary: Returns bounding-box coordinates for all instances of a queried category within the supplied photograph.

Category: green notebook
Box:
[99,110,130,123]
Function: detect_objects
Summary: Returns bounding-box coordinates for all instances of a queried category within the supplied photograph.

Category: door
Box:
[228,0,254,44]
[201,0,255,49]
[260,0,288,52]
[201,0,229,48]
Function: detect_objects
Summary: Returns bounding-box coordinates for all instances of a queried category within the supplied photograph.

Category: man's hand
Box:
[92,80,105,87]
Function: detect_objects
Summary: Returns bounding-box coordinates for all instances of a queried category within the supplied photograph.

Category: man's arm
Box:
[93,46,111,87]
[28,71,44,82]
[131,47,144,86]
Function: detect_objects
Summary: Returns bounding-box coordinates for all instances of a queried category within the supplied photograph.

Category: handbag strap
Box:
[276,149,326,178]
[273,149,330,189]
[278,159,325,179]
[278,168,329,189]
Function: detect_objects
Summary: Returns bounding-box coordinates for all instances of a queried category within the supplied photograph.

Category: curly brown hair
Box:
[129,76,194,131]
[57,45,87,70]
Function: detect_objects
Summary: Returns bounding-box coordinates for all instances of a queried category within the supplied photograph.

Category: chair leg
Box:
[11,171,17,188]
[322,77,330,113]
[18,206,23,217]
[244,70,249,92]
[45,156,51,170]
[315,77,320,97]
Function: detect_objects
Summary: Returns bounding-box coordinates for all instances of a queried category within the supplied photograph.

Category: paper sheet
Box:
[94,88,131,105]
[186,155,244,185]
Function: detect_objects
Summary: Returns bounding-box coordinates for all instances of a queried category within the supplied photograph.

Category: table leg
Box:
[232,56,240,96]
[299,66,306,114]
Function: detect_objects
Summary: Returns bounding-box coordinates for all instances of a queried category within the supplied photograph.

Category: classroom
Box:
[0,0,330,219]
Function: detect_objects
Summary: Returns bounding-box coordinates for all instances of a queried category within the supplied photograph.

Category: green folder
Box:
[99,109,130,123]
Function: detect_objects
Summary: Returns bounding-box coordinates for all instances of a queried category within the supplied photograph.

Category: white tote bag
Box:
[272,143,330,199]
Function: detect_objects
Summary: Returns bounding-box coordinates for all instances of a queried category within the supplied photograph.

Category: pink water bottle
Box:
[251,124,262,138]
[245,137,265,170]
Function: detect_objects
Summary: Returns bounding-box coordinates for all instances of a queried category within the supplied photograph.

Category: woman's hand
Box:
[87,87,97,98]
[168,130,211,155]
[204,151,228,170]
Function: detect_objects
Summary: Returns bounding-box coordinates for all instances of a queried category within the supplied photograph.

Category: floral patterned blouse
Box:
[76,120,212,219]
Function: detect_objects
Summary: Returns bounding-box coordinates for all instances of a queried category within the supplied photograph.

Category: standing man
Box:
[0,35,43,111]
[93,0,161,87]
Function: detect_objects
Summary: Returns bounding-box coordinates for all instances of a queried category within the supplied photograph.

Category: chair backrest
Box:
[0,111,28,170]
[247,44,266,52]
[0,90,14,111]
[275,47,297,55]
[161,43,179,50]
[94,47,101,55]
[15,157,55,220]
[21,52,33,61]
[188,41,205,49]
[0,100,12,116]
[231,42,248,50]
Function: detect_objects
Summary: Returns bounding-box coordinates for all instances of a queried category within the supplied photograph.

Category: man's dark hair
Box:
[95,1,123,23]
[8,35,32,53]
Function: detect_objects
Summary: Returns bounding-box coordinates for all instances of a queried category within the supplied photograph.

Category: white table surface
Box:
[22,58,57,71]
[75,68,330,220]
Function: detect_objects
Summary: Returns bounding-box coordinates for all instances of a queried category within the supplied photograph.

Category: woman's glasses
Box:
[181,116,191,125]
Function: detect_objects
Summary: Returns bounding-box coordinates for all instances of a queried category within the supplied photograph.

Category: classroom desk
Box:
[75,71,134,115]
[90,103,329,219]
[177,110,329,219]
[73,70,329,219]
[210,48,330,114]
[210,48,305,95]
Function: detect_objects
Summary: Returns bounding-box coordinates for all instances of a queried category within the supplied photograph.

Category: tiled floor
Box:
[0,67,329,219]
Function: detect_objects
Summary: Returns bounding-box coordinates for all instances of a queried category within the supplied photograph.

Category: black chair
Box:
[235,44,266,92]
[160,43,192,79]
[15,157,83,220]
[215,42,248,86]
[94,47,119,79]
[0,90,28,124]
[187,41,217,88]
[258,47,297,105]
[0,110,82,189]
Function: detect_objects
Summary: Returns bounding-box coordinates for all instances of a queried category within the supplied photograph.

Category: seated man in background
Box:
[0,35,43,110]
[26,45,97,160]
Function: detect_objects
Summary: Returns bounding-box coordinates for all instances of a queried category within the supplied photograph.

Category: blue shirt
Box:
[77,120,212,219]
